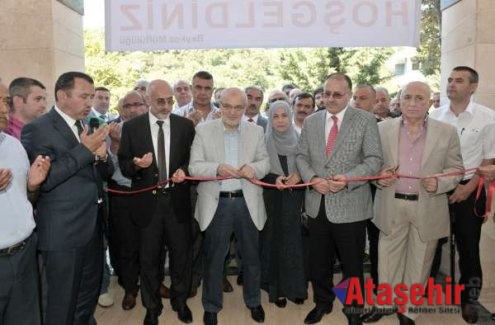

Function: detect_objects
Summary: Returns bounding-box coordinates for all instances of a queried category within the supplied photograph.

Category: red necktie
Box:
[326,115,339,156]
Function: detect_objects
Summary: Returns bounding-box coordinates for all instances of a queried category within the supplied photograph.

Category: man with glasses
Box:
[296,73,383,325]
[173,80,192,109]
[189,87,270,325]
[119,80,196,325]
[107,90,148,311]
[173,71,219,126]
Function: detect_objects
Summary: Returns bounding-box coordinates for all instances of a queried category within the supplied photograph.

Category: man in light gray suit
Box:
[189,87,270,325]
[368,82,463,325]
[296,73,383,325]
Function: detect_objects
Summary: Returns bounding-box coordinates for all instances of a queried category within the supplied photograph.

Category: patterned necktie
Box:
[75,120,84,136]
[156,120,167,182]
[326,115,339,156]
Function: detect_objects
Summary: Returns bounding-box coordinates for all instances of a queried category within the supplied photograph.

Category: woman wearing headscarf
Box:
[260,100,307,308]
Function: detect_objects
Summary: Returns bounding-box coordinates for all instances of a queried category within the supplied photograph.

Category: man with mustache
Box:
[243,85,267,132]
[292,92,315,135]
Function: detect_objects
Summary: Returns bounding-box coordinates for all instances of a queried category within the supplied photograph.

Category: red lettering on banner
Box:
[292,1,316,27]
[394,283,408,312]
[353,1,378,27]
[410,284,425,305]
[147,0,154,29]
[162,4,184,29]
[206,3,228,28]
[427,278,444,305]
[364,278,375,305]
[263,1,284,28]
[386,1,409,26]
[377,284,392,305]
[236,2,255,28]
[120,5,142,31]
[345,278,364,305]
[324,1,345,33]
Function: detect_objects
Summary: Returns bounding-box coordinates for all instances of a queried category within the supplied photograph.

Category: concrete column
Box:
[0,0,84,103]
[441,0,495,107]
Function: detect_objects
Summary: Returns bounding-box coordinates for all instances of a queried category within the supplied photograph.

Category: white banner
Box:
[105,0,421,51]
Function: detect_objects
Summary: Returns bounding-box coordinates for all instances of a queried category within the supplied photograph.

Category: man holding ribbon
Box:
[369,81,463,325]
[296,73,383,325]
[118,79,195,325]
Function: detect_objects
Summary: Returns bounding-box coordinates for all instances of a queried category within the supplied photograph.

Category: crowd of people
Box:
[1,66,495,325]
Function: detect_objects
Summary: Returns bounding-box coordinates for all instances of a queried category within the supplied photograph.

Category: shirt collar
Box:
[148,112,170,126]
[325,106,347,121]
[54,105,77,127]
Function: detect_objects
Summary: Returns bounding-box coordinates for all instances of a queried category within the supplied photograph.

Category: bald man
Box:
[118,80,196,324]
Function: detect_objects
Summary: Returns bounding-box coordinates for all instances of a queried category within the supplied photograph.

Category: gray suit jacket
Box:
[189,119,270,231]
[373,117,463,241]
[296,107,383,223]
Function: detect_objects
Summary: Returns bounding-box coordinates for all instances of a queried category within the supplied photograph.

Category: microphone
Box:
[88,117,100,135]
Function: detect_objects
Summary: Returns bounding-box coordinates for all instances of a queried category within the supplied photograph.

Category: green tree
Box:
[417,0,441,76]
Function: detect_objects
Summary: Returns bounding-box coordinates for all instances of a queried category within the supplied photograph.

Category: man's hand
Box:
[275,176,287,190]
[171,168,186,183]
[0,168,12,191]
[240,165,256,179]
[217,163,242,178]
[186,110,203,126]
[80,124,109,152]
[421,177,438,193]
[448,183,474,204]
[311,176,331,195]
[27,155,51,191]
[94,141,108,158]
[478,165,495,182]
[328,174,347,193]
[133,152,153,169]
[377,166,398,187]
[285,172,301,186]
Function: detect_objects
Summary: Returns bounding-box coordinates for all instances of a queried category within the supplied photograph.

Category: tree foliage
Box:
[417,0,441,76]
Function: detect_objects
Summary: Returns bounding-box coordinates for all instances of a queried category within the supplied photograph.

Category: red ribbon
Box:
[475,176,495,219]
[106,168,479,194]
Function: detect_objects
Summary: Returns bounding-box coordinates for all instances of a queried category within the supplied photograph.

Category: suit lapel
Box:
[48,108,79,147]
[169,115,179,172]
[214,120,225,163]
[140,113,157,170]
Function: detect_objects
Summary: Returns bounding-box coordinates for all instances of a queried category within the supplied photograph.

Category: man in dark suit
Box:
[118,79,195,325]
[21,71,113,325]
[296,73,383,325]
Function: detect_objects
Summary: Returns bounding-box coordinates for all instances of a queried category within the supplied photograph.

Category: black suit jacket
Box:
[21,108,113,250]
[118,112,195,227]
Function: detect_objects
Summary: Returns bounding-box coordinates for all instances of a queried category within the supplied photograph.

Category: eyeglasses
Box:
[269,98,286,103]
[221,104,245,111]
[123,102,145,109]
[323,92,346,100]
[134,86,146,91]
[154,98,175,106]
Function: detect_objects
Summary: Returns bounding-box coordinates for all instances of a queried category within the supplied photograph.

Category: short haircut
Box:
[452,66,479,83]
[245,85,265,102]
[293,92,315,106]
[354,84,376,95]
[192,71,213,81]
[313,87,323,97]
[282,83,297,91]
[9,77,46,102]
[95,86,110,93]
[374,86,390,98]
[54,71,94,101]
[326,73,352,91]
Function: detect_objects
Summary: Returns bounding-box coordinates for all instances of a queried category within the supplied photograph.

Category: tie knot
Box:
[101,114,107,121]
[156,120,164,128]
[331,115,338,123]
[75,120,84,135]
[248,118,254,123]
